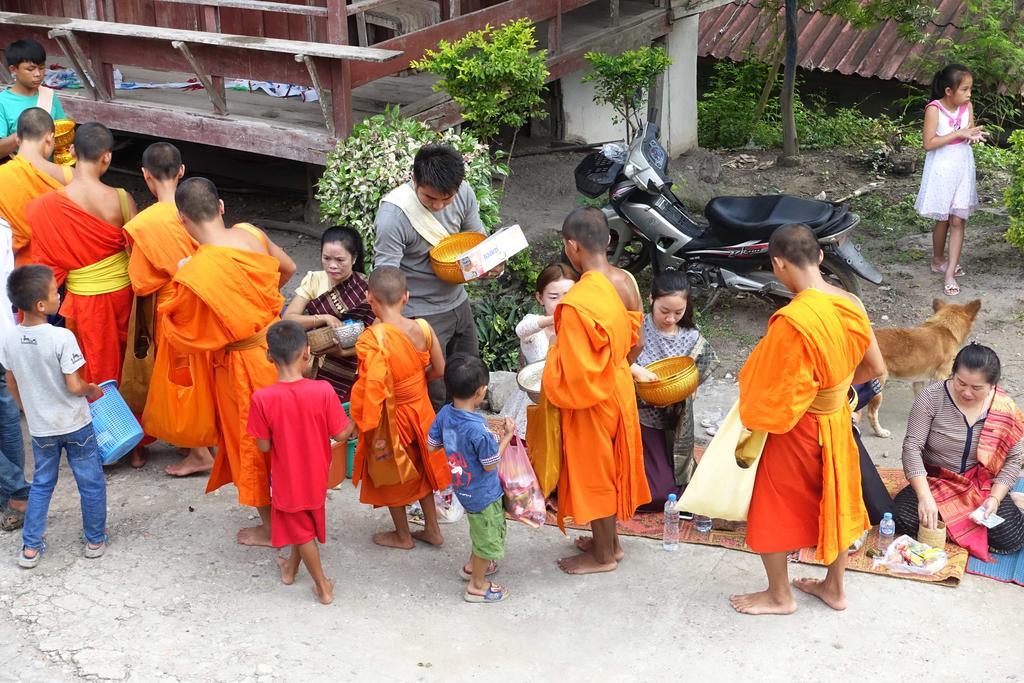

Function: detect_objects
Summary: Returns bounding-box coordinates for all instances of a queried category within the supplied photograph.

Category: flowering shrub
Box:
[315,107,508,263]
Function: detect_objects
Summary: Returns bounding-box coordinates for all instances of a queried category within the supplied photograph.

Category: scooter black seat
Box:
[705,195,835,241]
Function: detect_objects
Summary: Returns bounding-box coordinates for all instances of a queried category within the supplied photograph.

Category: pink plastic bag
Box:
[498,437,547,528]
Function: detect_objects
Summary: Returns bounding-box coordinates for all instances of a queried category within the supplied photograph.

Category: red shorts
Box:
[271,505,326,548]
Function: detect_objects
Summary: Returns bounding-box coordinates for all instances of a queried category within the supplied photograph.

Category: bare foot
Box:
[411,528,444,547]
[312,579,335,605]
[165,448,214,477]
[573,536,625,561]
[276,556,296,585]
[372,531,414,550]
[130,446,147,469]
[729,590,798,615]
[792,578,847,611]
[236,524,273,547]
[557,553,617,575]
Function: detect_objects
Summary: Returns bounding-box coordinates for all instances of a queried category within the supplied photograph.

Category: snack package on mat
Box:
[498,437,546,528]
[872,534,948,575]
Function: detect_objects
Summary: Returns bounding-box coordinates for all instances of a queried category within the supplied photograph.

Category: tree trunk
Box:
[779,0,800,164]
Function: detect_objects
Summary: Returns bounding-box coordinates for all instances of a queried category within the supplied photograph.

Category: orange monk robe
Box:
[27,190,132,384]
[739,288,872,564]
[158,244,283,507]
[349,323,450,507]
[543,271,650,527]
[0,155,66,266]
[123,202,216,447]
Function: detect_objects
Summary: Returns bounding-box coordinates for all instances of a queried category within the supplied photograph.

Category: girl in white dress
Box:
[500,263,577,439]
[914,64,987,297]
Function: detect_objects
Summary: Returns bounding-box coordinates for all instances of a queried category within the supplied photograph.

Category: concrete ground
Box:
[1,234,1021,682]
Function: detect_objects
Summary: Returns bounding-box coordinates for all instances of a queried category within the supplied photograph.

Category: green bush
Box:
[315,108,508,263]
[1004,129,1024,252]
[411,19,548,143]
[583,46,673,142]
[470,278,535,372]
[697,61,912,160]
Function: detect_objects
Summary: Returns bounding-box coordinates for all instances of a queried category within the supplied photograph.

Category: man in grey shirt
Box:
[374,144,487,407]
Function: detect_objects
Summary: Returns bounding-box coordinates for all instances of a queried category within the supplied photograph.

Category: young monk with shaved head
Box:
[28,122,137,386]
[731,223,884,615]
[0,108,71,268]
[544,207,650,574]
[159,177,296,546]
[350,266,449,550]
[123,143,217,474]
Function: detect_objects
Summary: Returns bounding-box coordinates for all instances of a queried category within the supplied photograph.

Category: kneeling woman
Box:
[896,343,1024,558]
[283,227,374,404]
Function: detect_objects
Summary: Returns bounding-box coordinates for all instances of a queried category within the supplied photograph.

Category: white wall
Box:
[560,14,700,157]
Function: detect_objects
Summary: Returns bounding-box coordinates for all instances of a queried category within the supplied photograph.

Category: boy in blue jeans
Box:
[1,265,106,568]
[428,354,514,603]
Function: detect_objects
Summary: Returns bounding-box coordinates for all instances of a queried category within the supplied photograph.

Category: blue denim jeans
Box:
[0,372,28,508]
[22,423,107,550]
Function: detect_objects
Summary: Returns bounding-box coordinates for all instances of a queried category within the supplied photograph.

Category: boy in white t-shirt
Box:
[1,265,106,568]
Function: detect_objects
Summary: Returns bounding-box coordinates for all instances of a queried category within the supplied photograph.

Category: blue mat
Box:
[966,479,1024,586]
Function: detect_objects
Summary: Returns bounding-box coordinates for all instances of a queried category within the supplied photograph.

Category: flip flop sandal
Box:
[463,583,509,603]
[943,282,960,297]
[1,505,25,531]
[459,561,498,581]
[931,263,966,277]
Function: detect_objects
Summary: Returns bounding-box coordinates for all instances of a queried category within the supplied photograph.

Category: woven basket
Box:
[54,119,75,148]
[917,521,947,549]
[429,232,486,284]
[307,326,338,354]
[635,356,698,407]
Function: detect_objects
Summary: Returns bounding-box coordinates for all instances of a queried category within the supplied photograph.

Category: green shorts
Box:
[467,499,507,561]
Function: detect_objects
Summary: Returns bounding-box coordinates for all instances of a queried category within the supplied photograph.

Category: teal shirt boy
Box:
[0,87,66,138]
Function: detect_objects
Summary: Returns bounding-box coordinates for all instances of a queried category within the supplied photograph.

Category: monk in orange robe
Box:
[731,224,884,615]
[350,266,449,550]
[123,142,217,475]
[543,207,649,575]
[159,177,295,546]
[28,122,138,386]
[0,107,72,268]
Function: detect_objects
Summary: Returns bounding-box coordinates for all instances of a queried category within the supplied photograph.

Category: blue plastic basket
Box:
[89,380,144,465]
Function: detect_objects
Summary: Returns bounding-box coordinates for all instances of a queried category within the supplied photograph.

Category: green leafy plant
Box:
[470,279,535,372]
[412,19,549,149]
[1004,129,1024,252]
[583,46,672,142]
[315,107,508,264]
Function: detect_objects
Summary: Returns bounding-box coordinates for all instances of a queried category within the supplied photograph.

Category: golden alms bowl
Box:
[54,119,76,148]
[635,356,698,407]
[429,232,486,284]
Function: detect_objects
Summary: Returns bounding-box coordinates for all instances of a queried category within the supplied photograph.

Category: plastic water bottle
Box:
[877,512,895,553]
[663,494,680,551]
[695,514,713,533]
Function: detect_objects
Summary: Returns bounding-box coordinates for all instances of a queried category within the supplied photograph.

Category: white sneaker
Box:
[84,542,106,559]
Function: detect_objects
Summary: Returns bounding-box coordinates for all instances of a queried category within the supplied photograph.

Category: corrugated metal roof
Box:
[697,0,967,85]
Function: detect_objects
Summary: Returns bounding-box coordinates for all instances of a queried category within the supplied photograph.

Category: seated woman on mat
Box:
[895,343,1024,558]
[283,227,374,404]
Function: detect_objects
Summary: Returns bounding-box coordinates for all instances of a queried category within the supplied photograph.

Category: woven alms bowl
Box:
[635,356,698,407]
[54,119,76,148]
[429,232,486,284]
[307,326,339,354]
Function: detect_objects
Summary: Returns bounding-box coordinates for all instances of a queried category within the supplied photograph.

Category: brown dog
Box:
[866,298,981,438]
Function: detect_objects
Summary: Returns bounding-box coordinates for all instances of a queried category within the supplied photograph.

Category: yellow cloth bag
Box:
[525,391,562,498]
[678,400,767,521]
[119,295,155,414]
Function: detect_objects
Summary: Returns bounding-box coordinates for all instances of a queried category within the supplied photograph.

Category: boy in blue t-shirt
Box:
[1,40,66,158]
[428,354,513,604]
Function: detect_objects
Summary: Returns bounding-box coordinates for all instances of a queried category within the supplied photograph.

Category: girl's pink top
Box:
[927,100,968,145]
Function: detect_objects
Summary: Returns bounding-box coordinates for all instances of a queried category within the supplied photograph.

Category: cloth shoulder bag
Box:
[120,294,156,414]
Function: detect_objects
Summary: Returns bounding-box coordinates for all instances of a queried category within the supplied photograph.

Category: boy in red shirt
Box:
[247,320,352,605]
